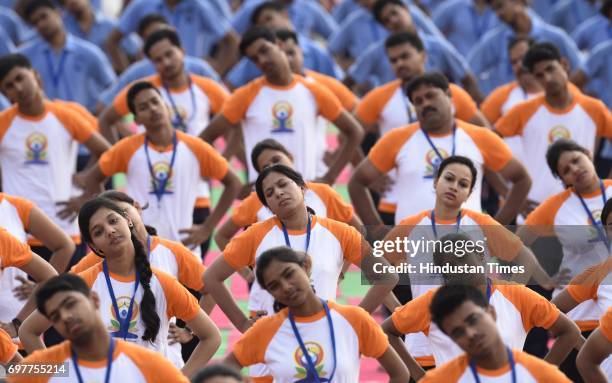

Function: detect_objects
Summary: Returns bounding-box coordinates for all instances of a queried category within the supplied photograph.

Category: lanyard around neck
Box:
[144,131,178,204]
[421,123,457,175]
[469,347,516,383]
[102,261,139,340]
[282,213,312,253]
[288,299,337,383]
[163,74,196,132]
[430,210,462,239]
[576,180,609,249]
[71,337,115,383]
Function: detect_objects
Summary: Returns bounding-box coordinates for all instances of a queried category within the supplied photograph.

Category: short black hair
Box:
[373,0,406,24]
[251,1,285,25]
[522,42,562,72]
[405,72,450,102]
[36,274,91,317]
[144,28,182,57]
[545,138,589,179]
[430,284,489,334]
[251,138,293,173]
[436,155,478,191]
[275,28,299,45]
[24,0,56,22]
[239,26,276,57]
[601,0,612,17]
[191,364,243,383]
[508,36,535,51]
[602,197,612,226]
[127,81,162,115]
[0,53,32,82]
[385,31,424,52]
[137,13,168,37]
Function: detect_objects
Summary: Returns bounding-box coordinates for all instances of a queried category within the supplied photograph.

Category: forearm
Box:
[203,182,239,232]
[48,244,76,273]
[207,280,249,332]
[348,181,384,226]
[511,248,552,288]
[461,75,483,104]
[18,314,49,353]
[388,335,426,380]
[198,292,216,315]
[105,35,128,73]
[182,334,220,378]
[495,177,530,224]
[323,134,357,183]
[545,331,579,365]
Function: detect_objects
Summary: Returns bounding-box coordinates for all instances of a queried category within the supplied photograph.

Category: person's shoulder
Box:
[16,37,44,54]
[514,349,572,381]
[341,7,370,26]
[420,354,469,382]
[22,341,71,364]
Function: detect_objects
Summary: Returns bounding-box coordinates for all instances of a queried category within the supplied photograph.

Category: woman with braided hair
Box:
[18,197,220,379]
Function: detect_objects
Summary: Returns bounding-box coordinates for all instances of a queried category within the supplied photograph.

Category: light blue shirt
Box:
[348,34,471,87]
[0,27,15,56]
[0,94,10,111]
[530,0,558,21]
[98,55,221,107]
[328,5,444,59]
[331,0,360,23]
[118,0,231,58]
[63,10,141,58]
[467,10,582,95]
[18,34,116,112]
[226,35,342,88]
[572,14,612,51]
[209,0,232,21]
[231,0,338,38]
[0,6,27,44]
[550,0,600,34]
[581,40,612,108]
[432,0,500,55]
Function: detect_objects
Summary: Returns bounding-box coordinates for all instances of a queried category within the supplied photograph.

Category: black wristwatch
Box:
[11,317,22,333]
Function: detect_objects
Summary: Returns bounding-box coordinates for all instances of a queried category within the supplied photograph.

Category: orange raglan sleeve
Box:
[193,76,230,115]
[119,341,189,383]
[308,183,353,223]
[155,269,200,322]
[524,192,568,236]
[49,102,96,144]
[579,96,612,138]
[60,101,99,131]
[391,290,434,335]
[0,107,18,144]
[419,356,468,383]
[481,83,515,124]
[449,84,478,122]
[501,284,561,332]
[70,251,103,274]
[354,84,393,125]
[368,125,417,173]
[0,328,17,363]
[7,342,72,383]
[222,220,271,270]
[321,218,365,266]
[76,263,104,287]
[4,194,35,231]
[221,80,263,124]
[179,132,229,180]
[161,238,206,291]
[601,307,612,342]
[516,351,572,382]
[462,122,513,171]
[231,192,263,228]
[301,77,343,122]
[494,98,541,137]
[112,85,131,116]
[333,303,388,358]
[308,71,357,111]
[468,211,522,262]
[0,229,33,269]
[566,258,612,304]
[232,313,286,367]
[97,135,144,176]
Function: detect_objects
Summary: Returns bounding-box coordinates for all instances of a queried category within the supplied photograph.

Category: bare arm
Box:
[82,132,111,160]
[200,114,238,144]
[551,289,580,314]
[214,219,241,251]
[381,317,427,380]
[320,110,364,184]
[571,70,589,90]
[494,157,532,225]
[348,159,386,228]
[14,255,58,324]
[461,74,483,104]
[377,346,411,383]
[222,351,245,371]
[27,206,75,273]
[467,110,492,129]
[181,310,222,379]
[544,313,582,365]
[104,29,129,73]
[98,105,124,144]
[208,32,239,76]
[18,310,51,353]
[576,327,611,383]
[358,241,399,314]
[57,165,108,221]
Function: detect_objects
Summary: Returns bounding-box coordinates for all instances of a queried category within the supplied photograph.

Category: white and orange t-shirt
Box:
[232,301,388,383]
[356,81,480,213]
[0,228,34,272]
[419,349,571,383]
[231,182,354,228]
[223,215,364,314]
[8,339,189,383]
[71,236,206,292]
[0,327,17,364]
[77,264,200,367]
[481,82,542,125]
[496,91,612,203]
[368,119,514,223]
[221,75,343,182]
[391,282,561,366]
[0,102,97,241]
[564,258,612,331]
[0,193,36,323]
[97,130,229,244]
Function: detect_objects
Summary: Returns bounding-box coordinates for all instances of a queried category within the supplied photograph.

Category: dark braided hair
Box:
[78,197,161,342]
[98,190,157,236]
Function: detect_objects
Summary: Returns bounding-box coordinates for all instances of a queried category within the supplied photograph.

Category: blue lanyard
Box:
[102,261,139,340]
[469,347,516,383]
[71,338,114,383]
[576,180,609,249]
[163,74,196,132]
[400,88,416,124]
[288,299,336,383]
[421,123,456,174]
[144,131,178,204]
[44,49,68,92]
[430,210,462,240]
[282,214,312,253]
[146,235,152,256]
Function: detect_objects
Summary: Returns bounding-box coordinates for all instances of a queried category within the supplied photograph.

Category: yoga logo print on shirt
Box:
[24,132,48,165]
[108,296,140,340]
[424,148,450,179]
[548,125,571,143]
[293,341,328,382]
[271,101,294,133]
[150,160,175,196]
